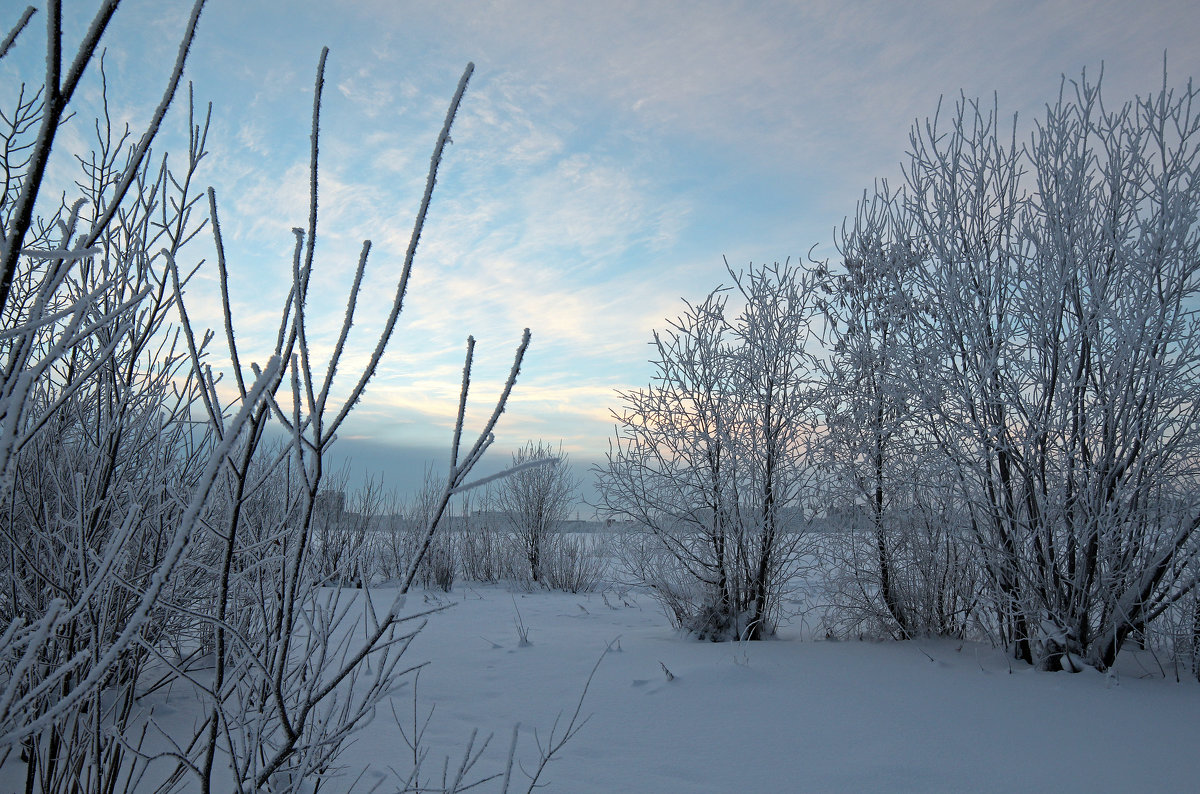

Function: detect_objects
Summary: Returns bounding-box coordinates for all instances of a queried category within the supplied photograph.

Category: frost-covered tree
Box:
[493,440,579,584]
[820,187,980,640]
[860,69,1200,669]
[603,287,734,636]
[600,261,822,640]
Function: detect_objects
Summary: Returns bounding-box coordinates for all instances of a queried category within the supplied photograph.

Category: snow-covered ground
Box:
[319,583,1200,793]
[3,575,1197,792]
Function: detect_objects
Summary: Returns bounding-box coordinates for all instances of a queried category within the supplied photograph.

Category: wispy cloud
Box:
[356,0,1200,192]
[10,0,1200,492]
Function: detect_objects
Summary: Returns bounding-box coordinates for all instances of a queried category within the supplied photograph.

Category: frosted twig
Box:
[0,6,35,60]
[18,245,99,260]
[450,457,558,496]
[296,47,329,426]
[79,0,207,251]
[327,62,475,437]
[456,328,532,476]
[207,187,246,397]
[450,336,476,469]
[317,239,371,417]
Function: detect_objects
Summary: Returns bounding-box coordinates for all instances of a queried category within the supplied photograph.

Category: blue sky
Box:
[5,0,1200,508]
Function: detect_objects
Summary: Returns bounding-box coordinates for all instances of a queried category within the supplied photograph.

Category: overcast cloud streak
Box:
[3,0,1198,502]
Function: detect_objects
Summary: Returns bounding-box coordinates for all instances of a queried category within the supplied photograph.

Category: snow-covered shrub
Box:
[0,10,233,778]
[310,485,368,588]
[0,3,545,788]
[612,527,740,639]
[457,513,522,584]
[1193,594,1200,683]
[816,508,980,641]
[1129,574,1200,682]
[612,531,692,629]
[382,468,460,591]
[363,500,409,584]
[542,532,610,594]
[420,530,457,592]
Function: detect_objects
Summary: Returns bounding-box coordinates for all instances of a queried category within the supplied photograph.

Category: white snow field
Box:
[287,582,1198,793]
[3,575,1197,792]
